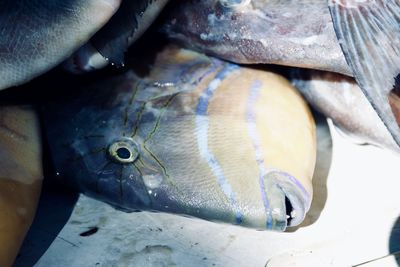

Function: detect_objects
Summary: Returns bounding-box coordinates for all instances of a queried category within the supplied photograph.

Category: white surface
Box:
[16,118,400,267]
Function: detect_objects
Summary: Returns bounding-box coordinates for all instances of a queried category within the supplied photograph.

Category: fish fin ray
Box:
[329,0,400,146]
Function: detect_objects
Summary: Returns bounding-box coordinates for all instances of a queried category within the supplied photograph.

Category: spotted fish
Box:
[44,46,316,231]
[164,0,400,149]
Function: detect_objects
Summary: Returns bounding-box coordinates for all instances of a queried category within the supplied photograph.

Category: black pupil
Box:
[116,147,131,159]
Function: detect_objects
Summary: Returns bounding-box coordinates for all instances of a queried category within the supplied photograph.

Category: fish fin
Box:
[91,0,156,66]
[329,0,400,146]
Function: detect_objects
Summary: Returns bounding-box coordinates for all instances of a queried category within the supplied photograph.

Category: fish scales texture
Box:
[164,0,351,75]
[44,47,316,231]
[0,0,121,90]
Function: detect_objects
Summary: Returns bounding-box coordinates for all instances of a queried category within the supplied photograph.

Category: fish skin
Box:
[43,46,316,231]
[163,0,352,75]
[292,69,399,153]
[65,0,170,72]
[328,0,400,147]
[0,0,122,90]
[0,106,43,267]
[92,0,169,65]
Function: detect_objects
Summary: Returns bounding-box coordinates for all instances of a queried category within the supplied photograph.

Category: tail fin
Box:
[329,0,400,146]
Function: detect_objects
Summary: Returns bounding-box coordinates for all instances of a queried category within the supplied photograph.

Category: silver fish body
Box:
[44,46,316,231]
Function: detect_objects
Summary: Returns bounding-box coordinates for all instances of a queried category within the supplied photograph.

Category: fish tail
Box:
[329,0,400,146]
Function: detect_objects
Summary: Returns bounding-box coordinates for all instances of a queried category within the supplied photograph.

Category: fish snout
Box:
[265,170,311,231]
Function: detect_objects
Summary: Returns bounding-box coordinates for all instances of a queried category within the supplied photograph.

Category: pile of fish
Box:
[0,0,399,265]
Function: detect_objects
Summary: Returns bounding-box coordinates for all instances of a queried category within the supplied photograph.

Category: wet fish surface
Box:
[43,46,316,231]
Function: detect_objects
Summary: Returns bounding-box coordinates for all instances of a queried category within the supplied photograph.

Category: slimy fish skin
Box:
[44,47,316,231]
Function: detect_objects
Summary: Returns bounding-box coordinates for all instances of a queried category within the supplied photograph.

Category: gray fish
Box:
[43,46,316,231]
[0,0,121,90]
[64,0,169,73]
[0,106,42,267]
[164,0,351,75]
[292,69,399,153]
[0,0,168,89]
[164,0,400,148]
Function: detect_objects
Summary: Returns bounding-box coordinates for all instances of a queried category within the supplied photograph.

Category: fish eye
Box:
[108,138,139,164]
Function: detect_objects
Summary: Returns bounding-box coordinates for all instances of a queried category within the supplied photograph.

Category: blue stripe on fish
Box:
[279,171,310,204]
[195,63,243,224]
[246,80,273,229]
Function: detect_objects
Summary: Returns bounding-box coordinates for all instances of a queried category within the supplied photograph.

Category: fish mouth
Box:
[265,170,311,231]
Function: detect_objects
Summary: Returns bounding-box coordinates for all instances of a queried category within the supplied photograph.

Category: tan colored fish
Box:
[44,46,316,231]
[0,106,43,267]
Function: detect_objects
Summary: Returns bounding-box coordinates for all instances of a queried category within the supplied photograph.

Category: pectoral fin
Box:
[329,0,400,146]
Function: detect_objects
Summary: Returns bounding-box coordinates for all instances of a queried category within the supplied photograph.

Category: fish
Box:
[0,106,43,267]
[164,0,400,149]
[64,0,169,73]
[163,0,352,75]
[43,46,316,231]
[0,0,122,90]
[291,69,399,153]
[0,0,168,90]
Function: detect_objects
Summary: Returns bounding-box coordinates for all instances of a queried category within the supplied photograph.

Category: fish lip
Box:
[265,170,311,230]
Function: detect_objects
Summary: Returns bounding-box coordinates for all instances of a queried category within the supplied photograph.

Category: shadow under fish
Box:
[43,46,316,231]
